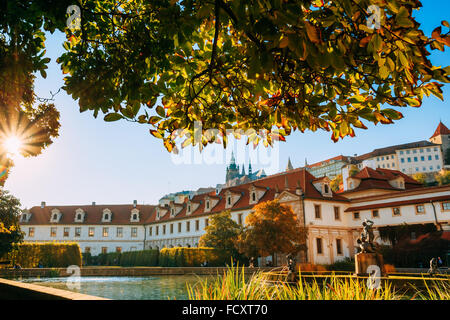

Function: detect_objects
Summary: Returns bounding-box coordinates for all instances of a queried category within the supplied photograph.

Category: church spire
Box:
[248,162,253,175]
[286,157,293,171]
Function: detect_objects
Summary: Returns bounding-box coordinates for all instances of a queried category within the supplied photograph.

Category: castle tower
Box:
[429,121,450,166]
[226,151,240,183]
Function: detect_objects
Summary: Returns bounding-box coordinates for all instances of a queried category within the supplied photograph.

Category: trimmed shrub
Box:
[88,249,159,266]
[325,258,355,271]
[158,247,232,267]
[6,242,82,268]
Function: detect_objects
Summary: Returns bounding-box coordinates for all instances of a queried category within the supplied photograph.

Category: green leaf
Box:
[104,113,123,122]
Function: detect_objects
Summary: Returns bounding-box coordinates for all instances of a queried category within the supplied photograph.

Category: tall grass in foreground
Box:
[411,279,450,300]
[186,266,405,300]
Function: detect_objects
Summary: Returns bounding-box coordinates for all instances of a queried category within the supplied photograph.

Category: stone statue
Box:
[357,234,374,253]
[362,219,375,246]
[428,258,438,275]
[286,253,297,282]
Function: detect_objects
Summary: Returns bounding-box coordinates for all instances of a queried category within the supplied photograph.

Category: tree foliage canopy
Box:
[0,1,62,179]
[237,199,307,257]
[2,0,450,155]
[198,210,242,253]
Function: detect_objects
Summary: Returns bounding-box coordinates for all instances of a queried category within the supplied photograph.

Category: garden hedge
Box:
[158,247,232,267]
[6,242,82,268]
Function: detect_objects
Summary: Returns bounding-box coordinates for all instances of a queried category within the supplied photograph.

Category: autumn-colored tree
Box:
[412,172,427,185]
[435,170,450,186]
[349,165,360,177]
[199,210,242,255]
[237,200,307,260]
[3,0,450,155]
[330,174,343,192]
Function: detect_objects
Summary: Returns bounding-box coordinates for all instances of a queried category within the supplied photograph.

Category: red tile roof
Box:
[430,121,450,139]
[344,167,422,193]
[22,204,157,225]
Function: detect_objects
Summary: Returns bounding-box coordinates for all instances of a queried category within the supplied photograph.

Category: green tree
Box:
[199,210,242,255]
[435,170,450,186]
[2,1,450,155]
[0,190,24,259]
[237,200,307,260]
[330,174,343,192]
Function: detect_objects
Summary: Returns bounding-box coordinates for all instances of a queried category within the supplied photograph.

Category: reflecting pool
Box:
[19,275,211,300]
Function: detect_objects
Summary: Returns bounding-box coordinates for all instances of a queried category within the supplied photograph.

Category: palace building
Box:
[19,166,450,265]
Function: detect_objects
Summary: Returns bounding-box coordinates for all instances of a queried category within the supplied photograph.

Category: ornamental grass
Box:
[187,265,449,300]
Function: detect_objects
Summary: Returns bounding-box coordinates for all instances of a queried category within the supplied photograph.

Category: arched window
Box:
[133,214,137,220]
[104,213,109,220]
[77,214,81,220]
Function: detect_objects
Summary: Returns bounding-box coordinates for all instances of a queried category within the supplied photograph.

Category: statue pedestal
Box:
[354,253,385,276]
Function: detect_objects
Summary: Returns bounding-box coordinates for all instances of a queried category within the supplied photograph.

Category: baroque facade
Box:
[20,167,450,265]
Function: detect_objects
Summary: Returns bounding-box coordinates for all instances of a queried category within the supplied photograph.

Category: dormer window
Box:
[171,208,175,217]
[20,212,31,222]
[252,192,256,202]
[50,209,61,223]
[187,205,191,213]
[206,201,210,210]
[102,209,112,222]
[130,208,139,222]
[227,196,231,206]
[74,209,85,222]
[324,184,329,194]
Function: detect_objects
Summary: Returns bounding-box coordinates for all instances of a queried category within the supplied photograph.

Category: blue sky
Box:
[5,2,450,209]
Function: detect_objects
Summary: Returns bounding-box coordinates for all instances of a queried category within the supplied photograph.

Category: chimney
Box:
[40,201,46,208]
[92,202,96,206]
[133,200,137,208]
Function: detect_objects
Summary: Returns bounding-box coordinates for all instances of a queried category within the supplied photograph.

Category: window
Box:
[50,227,57,237]
[131,227,137,237]
[88,227,95,237]
[186,221,190,232]
[406,150,410,154]
[195,220,199,231]
[252,192,256,202]
[101,247,107,254]
[372,210,379,218]
[393,207,401,216]
[64,227,69,237]
[413,149,417,154]
[104,213,109,221]
[178,222,182,233]
[117,227,123,237]
[413,157,418,162]
[428,155,432,161]
[170,223,173,234]
[75,227,81,237]
[421,156,425,161]
[206,201,210,210]
[314,204,321,219]
[156,226,159,236]
[427,148,431,152]
[76,213,82,221]
[149,227,152,236]
[162,225,166,235]
[401,158,405,163]
[415,205,425,214]
[336,239,343,255]
[387,163,390,168]
[353,212,360,220]
[28,227,35,237]
[420,149,424,153]
[434,147,438,151]
[400,151,404,155]
[435,155,439,160]
[187,205,191,213]
[407,157,411,163]
[442,202,450,211]
[132,213,138,220]
[227,197,231,206]
[334,206,340,220]
[116,247,122,253]
[316,238,323,254]
[238,213,243,226]
[205,218,209,227]
[430,166,433,171]
[103,227,109,237]
[392,163,395,167]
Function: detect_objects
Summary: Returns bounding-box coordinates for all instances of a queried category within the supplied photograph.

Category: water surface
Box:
[20,275,210,300]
